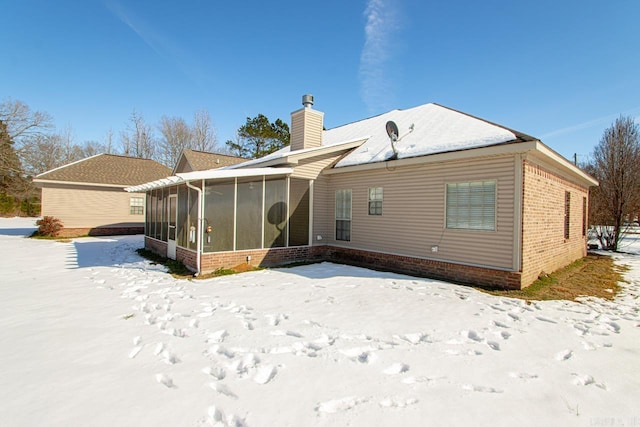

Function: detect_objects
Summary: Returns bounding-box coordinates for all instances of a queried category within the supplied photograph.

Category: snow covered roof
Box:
[329,103,524,168]
[125,167,293,192]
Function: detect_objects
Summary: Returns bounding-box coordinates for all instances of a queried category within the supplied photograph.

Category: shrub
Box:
[36,216,64,237]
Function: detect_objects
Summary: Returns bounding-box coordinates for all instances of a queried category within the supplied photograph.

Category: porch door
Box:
[167,194,177,259]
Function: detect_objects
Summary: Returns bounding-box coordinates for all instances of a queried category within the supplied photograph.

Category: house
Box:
[173,149,245,174]
[34,154,171,237]
[126,96,598,289]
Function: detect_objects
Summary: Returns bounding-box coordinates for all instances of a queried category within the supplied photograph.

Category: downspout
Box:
[185,180,202,276]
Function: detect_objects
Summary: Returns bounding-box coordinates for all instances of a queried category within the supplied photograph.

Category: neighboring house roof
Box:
[173,149,245,174]
[34,154,172,187]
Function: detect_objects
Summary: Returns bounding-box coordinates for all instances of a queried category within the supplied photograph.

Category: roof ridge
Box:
[185,148,244,158]
[35,153,104,178]
[432,103,536,142]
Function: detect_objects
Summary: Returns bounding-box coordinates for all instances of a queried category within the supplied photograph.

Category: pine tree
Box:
[226,114,290,159]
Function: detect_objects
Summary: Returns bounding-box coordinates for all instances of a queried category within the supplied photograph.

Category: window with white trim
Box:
[446,181,496,231]
[335,189,352,241]
[564,191,571,240]
[130,197,144,215]
[368,187,383,215]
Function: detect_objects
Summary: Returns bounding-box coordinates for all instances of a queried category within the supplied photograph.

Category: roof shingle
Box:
[34,154,172,186]
[179,149,245,172]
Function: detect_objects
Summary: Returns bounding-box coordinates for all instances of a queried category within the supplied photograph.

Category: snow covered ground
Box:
[1,217,639,427]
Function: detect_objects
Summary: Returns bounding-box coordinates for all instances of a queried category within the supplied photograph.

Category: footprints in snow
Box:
[315,394,419,415]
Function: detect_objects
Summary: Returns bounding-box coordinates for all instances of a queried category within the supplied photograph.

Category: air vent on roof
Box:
[302,94,314,108]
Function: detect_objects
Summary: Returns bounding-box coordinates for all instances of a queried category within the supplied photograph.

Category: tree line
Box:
[0,97,290,216]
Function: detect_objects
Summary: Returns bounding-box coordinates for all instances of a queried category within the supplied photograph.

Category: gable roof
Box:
[34,154,172,187]
[226,102,533,170]
[173,149,246,174]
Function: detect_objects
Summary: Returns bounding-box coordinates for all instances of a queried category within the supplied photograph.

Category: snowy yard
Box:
[1,218,639,427]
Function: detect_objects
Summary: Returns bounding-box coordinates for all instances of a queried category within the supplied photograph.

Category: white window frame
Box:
[445,180,496,231]
[335,189,352,241]
[368,187,383,216]
[130,197,145,215]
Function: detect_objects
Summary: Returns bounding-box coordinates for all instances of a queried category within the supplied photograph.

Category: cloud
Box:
[359,0,398,114]
[104,0,206,87]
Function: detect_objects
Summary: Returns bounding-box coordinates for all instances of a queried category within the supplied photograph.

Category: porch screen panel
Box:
[150,189,158,239]
[289,178,310,246]
[187,186,199,250]
[155,189,163,240]
[264,177,287,248]
[177,185,189,247]
[145,192,151,237]
[161,187,168,242]
[203,179,235,252]
[236,178,263,250]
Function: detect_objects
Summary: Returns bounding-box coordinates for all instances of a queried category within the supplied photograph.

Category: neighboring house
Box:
[173,149,246,174]
[127,96,598,289]
[34,154,171,236]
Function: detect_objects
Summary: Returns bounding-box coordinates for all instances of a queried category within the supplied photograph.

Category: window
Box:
[130,197,144,215]
[368,187,383,215]
[582,197,587,237]
[564,191,571,240]
[446,181,496,231]
[335,189,352,241]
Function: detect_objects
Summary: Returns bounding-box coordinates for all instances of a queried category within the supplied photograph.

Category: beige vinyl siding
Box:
[40,184,146,228]
[291,152,343,180]
[174,156,193,173]
[322,154,517,270]
[290,108,323,151]
[312,177,330,244]
[291,153,344,245]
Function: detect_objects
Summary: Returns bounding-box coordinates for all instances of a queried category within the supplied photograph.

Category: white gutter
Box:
[185,180,203,276]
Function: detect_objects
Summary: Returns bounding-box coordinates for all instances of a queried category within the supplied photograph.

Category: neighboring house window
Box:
[368,187,383,215]
[335,189,352,241]
[564,191,571,240]
[582,197,587,237]
[446,181,496,231]
[130,197,144,215]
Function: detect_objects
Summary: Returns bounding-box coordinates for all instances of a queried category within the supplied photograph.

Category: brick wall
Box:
[173,242,521,289]
[145,237,167,258]
[521,161,589,286]
[198,246,325,273]
[58,226,144,237]
[325,246,522,290]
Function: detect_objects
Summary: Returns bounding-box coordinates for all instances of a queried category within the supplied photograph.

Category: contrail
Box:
[104,0,206,87]
[359,0,398,114]
[540,106,640,139]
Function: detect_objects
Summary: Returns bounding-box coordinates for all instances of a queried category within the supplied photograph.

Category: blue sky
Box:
[2,0,639,161]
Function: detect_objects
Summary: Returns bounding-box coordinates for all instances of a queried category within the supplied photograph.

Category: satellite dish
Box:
[386,120,399,160]
[386,121,399,141]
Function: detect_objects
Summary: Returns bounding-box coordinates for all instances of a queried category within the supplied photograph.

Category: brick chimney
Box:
[290,94,324,151]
